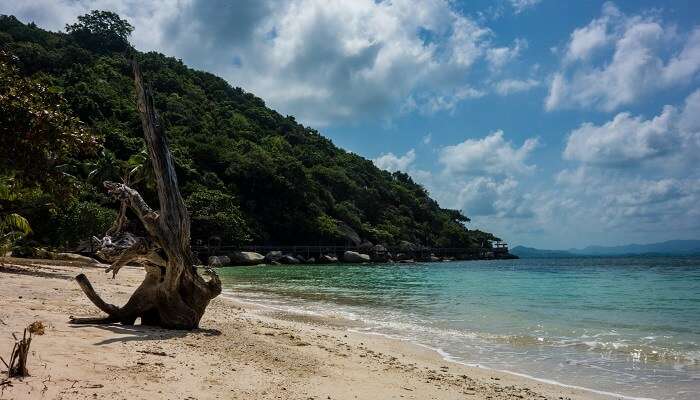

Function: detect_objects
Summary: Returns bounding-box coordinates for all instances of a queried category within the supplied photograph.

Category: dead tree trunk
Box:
[70,60,221,329]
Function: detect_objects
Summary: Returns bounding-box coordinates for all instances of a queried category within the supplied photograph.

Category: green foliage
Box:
[0,177,32,253]
[0,50,99,193]
[51,201,116,246]
[65,10,133,53]
[186,188,252,245]
[0,13,502,249]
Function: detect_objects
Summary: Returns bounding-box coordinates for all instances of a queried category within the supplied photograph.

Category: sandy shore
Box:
[0,258,613,400]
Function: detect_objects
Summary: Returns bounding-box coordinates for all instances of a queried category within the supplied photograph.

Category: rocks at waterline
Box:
[370,244,391,262]
[208,255,231,267]
[264,251,283,263]
[343,251,370,263]
[229,251,265,266]
[318,254,338,263]
[278,255,300,264]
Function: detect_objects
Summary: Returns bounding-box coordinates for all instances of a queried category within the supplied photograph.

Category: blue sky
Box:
[4,0,700,249]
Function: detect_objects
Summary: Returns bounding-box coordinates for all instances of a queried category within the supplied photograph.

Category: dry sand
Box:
[0,258,614,400]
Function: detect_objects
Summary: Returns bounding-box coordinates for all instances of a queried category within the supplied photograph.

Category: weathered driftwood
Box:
[70,60,221,329]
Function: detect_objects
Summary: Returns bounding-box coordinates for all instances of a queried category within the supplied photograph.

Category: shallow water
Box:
[218,257,700,400]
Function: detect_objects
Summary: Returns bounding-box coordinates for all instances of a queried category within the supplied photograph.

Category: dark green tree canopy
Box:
[0,12,501,250]
[65,10,133,53]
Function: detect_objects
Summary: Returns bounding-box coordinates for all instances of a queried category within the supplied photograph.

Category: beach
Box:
[0,258,612,400]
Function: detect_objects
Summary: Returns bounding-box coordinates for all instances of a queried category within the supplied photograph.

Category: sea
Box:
[217,257,700,400]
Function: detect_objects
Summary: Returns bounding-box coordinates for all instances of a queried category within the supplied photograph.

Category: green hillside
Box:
[0,12,499,252]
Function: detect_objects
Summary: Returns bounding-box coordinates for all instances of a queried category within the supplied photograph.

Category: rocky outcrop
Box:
[279,255,300,264]
[319,254,338,263]
[229,251,265,266]
[370,244,391,262]
[208,255,231,267]
[337,222,361,246]
[343,251,370,263]
[265,251,283,263]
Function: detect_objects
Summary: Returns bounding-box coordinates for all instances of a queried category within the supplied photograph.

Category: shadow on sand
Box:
[69,322,221,345]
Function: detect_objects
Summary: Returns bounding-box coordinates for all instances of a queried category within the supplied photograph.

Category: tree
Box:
[0,177,32,255]
[70,60,221,329]
[65,11,133,53]
[0,51,98,192]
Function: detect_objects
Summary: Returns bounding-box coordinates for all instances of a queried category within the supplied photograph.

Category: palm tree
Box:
[0,177,32,255]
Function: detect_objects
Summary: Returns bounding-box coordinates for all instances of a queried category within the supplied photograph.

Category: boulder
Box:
[208,255,231,267]
[265,251,283,263]
[398,259,415,264]
[229,251,265,266]
[370,244,391,262]
[337,222,362,246]
[358,240,374,253]
[343,251,370,263]
[55,252,100,264]
[305,257,316,264]
[318,254,338,263]
[279,255,300,264]
[428,254,441,262]
[294,254,307,263]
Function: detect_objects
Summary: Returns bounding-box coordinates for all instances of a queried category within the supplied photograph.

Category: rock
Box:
[294,254,307,263]
[318,254,338,263]
[55,252,100,264]
[265,251,283,263]
[305,257,316,264]
[278,255,300,264]
[229,251,265,266]
[398,259,415,264]
[428,254,441,262]
[343,251,370,263]
[370,244,391,262]
[395,252,412,261]
[208,255,231,267]
[337,222,361,246]
[358,240,374,253]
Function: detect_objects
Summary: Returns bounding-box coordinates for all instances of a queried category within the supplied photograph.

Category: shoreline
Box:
[1,258,616,399]
[222,290,656,400]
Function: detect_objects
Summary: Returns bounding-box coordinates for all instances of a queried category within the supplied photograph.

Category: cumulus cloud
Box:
[439,131,538,176]
[486,39,527,70]
[373,149,416,173]
[494,78,540,95]
[563,89,700,168]
[2,0,528,126]
[552,89,700,241]
[546,2,700,111]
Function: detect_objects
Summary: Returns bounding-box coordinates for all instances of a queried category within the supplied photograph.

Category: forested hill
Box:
[0,12,499,251]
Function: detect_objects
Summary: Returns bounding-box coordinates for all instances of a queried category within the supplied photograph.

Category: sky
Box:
[3,0,700,249]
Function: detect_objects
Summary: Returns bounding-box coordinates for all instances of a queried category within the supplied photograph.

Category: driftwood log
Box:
[70,60,221,329]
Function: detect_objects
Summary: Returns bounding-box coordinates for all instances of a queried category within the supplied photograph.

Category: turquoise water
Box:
[218,257,700,399]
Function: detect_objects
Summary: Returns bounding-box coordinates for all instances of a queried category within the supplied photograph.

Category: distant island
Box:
[511,240,700,258]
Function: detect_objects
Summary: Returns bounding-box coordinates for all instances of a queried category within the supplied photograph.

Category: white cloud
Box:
[439,131,538,177]
[422,133,432,145]
[551,89,700,242]
[563,4,615,63]
[2,0,529,126]
[373,149,416,172]
[495,78,540,95]
[563,89,700,167]
[509,0,542,14]
[486,38,527,70]
[546,3,700,111]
